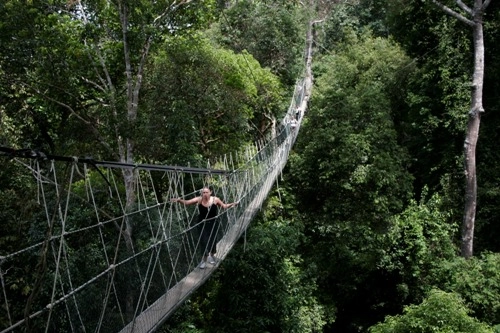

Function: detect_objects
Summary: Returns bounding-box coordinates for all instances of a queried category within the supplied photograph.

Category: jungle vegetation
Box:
[1,0,500,332]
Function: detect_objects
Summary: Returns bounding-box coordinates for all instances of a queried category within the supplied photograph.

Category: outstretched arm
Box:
[214,197,239,209]
[171,196,200,205]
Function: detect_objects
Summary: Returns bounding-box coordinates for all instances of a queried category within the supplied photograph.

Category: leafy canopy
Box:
[369,289,493,333]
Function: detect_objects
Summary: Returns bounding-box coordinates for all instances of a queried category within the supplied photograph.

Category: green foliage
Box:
[322,4,360,50]
[0,162,41,327]
[293,31,413,227]
[207,225,322,331]
[0,1,86,152]
[379,191,458,302]
[384,0,500,257]
[141,35,285,164]
[0,0,217,158]
[213,0,306,85]
[3,1,500,332]
[322,0,389,51]
[385,0,471,202]
[287,30,418,332]
[158,300,206,333]
[369,289,493,333]
[433,253,500,325]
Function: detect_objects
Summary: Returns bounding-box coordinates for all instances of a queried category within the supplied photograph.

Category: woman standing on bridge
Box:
[171,186,238,269]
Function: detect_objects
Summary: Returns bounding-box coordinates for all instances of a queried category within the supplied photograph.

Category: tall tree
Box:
[70,0,213,204]
[430,0,491,258]
[73,0,214,319]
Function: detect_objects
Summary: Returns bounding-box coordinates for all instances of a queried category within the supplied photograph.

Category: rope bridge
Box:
[0,71,312,333]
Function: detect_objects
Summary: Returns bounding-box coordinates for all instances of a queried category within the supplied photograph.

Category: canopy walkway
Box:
[0,23,314,333]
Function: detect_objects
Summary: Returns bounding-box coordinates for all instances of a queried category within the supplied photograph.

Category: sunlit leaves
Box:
[434,253,500,325]
[370,289,494,333]
[140,35,284,164]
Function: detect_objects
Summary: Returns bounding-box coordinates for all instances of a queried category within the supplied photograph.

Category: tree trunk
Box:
[432,0,489,258]
[118,1,139,320]
[462,10,485,258]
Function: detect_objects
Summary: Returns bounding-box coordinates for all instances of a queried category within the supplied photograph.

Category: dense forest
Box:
[1,0,500,332]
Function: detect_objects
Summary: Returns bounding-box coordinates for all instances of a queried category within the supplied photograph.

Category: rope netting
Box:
[0,77,310,333]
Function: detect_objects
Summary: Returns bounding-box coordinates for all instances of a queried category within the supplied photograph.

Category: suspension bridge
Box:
[0,23,314,333]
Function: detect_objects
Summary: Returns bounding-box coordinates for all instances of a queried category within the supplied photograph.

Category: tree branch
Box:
[431,0,475,26]
[80,76,106,93]
[482,0,492,11]
[312,19,325,25]
[455,0,472,15]
[24,83,115,157]
[76,0,113,92]
[152,0,194,27]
